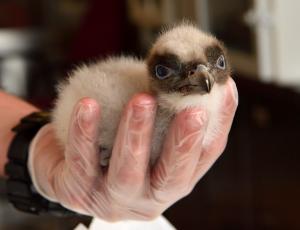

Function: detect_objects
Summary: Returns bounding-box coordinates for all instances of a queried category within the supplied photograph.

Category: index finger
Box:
[107,94,157,199]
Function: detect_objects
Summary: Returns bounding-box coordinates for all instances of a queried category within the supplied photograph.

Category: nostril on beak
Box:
[188,64,214,93]
[188,70,195,76]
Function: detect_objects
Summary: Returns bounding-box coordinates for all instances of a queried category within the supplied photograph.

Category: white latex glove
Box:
[28,78,238,221]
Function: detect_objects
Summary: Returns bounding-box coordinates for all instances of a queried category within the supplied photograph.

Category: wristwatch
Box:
[5,111,80,216]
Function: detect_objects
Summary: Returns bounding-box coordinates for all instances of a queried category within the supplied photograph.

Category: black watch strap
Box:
[5,112,80,216]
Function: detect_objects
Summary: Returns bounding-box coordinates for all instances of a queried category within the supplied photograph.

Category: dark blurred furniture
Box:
[164,77,300,230]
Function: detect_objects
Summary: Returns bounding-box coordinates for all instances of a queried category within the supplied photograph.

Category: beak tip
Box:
[205,78,212,93]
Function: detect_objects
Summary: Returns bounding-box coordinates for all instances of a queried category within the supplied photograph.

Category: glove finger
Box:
[151,108,207,203]
[107,94,156,199]
[190,78,238,186]
[65,97,102,178]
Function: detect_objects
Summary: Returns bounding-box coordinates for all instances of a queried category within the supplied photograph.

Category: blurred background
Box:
[0,0,299,229]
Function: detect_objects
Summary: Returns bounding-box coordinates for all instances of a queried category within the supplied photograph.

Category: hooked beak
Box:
[177,64,215,95]
[194,64,214,93]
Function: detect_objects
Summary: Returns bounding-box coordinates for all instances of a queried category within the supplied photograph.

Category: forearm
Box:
[0,91,38,177]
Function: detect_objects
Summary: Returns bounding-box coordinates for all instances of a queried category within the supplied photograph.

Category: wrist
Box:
[0,131,14,177]
[0,91,38,178]
[5,112,79,216]
[28,124,63,202]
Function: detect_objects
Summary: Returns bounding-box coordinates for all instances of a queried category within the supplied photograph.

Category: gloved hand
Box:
[28,78,238,221]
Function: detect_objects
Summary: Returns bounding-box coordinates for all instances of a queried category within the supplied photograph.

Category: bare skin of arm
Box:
[0,91,38,177]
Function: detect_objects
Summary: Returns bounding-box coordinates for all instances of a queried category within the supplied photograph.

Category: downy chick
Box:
[52,23,231,166]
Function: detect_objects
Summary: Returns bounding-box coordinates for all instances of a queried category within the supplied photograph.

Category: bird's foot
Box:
[99,146,111,166]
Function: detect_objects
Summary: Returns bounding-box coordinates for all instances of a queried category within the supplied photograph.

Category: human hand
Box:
[28,78,238,221]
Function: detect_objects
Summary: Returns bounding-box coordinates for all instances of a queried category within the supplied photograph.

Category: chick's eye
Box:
[216,55,226,70]
[155,65,173,79]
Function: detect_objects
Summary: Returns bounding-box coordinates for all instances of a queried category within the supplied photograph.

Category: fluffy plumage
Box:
[52,23,230,165]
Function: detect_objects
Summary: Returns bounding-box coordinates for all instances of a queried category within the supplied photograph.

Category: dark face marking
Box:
[148,53,181,73]
[147,43,230,95]
[205,43,230,84]
[147,53,183,94]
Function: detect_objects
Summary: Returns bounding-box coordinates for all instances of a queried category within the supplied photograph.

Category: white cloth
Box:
[74,216,176,230]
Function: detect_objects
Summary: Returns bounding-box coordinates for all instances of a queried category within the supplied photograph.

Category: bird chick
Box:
[52,23,231,166]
